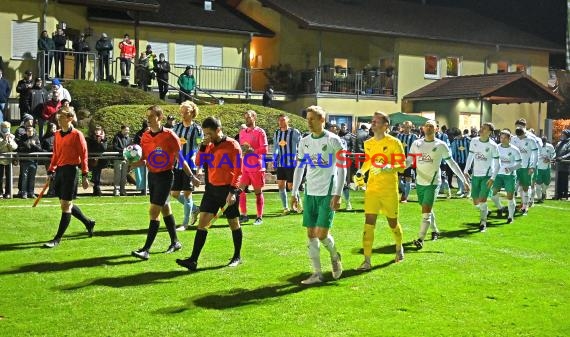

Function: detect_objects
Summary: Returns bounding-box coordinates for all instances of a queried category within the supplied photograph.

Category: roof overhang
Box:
[58,0,160,12]
[403,73,564,105]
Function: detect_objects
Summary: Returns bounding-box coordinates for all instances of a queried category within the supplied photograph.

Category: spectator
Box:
[0,121,18,199]
[52,27,67,78]
[554,129,570,199]
[137,45,155,91]
[40,91,62,138]
[154,53,170,100]
[41,122,57,197]
[15,114,35,144]
[262,86,274,107]
[73,33,90,80]
[16,70,34,115]
[354,123,370,153]
[112,125,131,196]
[178,66,195,103]
[95,33,113,82]
[86,125,108,196]
[38,30,55,80]
[16,126,43,198]
[119,34,136,85]
[29,77,49,122]
[0,69,10,123]
[50,78,71,102]
[133,120,149,194]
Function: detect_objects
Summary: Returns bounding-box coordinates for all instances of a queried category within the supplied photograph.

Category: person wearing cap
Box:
[16,70,34,115]
[408,120,470,249]
[15,114,35,145]
[154,53,170,100]
[178,66,196,103]
[510,122,538,215]
[0,121,18,199]
[119,34,136,85]
[73,33,90,80]
[0,69,9,123]
[95,33,113,81]
[137,45,156,91]
[490,129,522,224]
[554,129,570,199]
[463,122,500,232]
[49,78,71,102]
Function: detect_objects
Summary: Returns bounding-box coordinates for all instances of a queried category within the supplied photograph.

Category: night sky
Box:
[403,0,567,67]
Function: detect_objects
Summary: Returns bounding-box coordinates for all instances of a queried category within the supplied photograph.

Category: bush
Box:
[91,103,308,141]
[64,80,163,114]
[553,119,570,143]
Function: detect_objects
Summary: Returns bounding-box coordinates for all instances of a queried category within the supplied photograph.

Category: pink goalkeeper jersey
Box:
[239,126,268,172]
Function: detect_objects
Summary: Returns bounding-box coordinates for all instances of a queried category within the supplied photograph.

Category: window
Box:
[175,43,196,66]
[446,56,461,77]
[334,58,348,77]
[12,21,38,59]
[202,45,222,68]
[328,115,353,133]
[148,41,168,60]
[497,61,509,73]
[424,55,440,79]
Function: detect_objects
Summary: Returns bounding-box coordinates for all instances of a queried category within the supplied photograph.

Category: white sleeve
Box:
[445,157,468,186]
[291,165,305,196]
[464,152,474,173]
[491,145,500,179]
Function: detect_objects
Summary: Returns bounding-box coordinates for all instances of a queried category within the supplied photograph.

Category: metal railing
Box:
[108,59,398,99]
[38,50,99,82]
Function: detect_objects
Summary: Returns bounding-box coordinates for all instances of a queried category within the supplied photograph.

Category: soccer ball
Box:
[123,144,142,162]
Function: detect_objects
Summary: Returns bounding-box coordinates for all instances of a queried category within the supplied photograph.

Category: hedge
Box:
[64,80,163,115]
[90,103,309,141]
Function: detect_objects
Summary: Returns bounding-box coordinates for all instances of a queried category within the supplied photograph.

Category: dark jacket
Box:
[17,133,43,154]
[38,36,55,52]
[112,132,131,152]
[0,78,10,103]
[154,60,170,81]
[73,38,90,53]
[53,33,67,50]
[95,37,113,56]
[16,79,33,107]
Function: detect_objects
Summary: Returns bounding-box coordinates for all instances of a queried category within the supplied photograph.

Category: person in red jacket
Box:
[40,90,61,137]
[119,34,136,85]
[44,107,95,248]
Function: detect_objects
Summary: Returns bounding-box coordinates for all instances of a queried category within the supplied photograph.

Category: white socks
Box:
[479,202,488,223]
[491,194,502,209]
[508,199,516,219]
[419,213,431,240]
[308,238,321,274]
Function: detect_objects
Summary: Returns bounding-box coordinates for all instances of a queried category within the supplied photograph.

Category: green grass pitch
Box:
[0,191,569,336]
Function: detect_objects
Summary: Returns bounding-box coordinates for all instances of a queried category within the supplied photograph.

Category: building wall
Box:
[397,37,551,131]
[0,0,249,96]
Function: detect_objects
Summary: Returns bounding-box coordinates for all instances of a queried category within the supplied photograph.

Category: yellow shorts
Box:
[363,188,399,218]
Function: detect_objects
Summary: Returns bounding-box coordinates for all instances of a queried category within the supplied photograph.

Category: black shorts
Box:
[171,169,195,192]
[276,167,295,183]
[200,185,240,220]
[402,167,414,178]
[54,165,78,201]
[148,170,174,206]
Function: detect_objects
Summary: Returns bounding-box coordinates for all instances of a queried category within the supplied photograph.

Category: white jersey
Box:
[297,130,344,196]
[408,138,452,186]
[467,137,499,177]
[511,136,538,168]
[537,143,556,170]
[497,144,522,176]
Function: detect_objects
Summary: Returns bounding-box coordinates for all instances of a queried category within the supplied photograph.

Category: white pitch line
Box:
[537,204,570,211]
[4,201,149,208]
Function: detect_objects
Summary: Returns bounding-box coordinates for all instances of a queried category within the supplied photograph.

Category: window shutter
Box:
[202,46,222,68]
[175,43,196,66]
[148,41,168,60]
[12,21,38,59]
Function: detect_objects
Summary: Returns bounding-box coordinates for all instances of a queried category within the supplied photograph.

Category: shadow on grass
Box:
[59,264,226,290]
[157,261,394,313]
[0,254,137,275]
[0,232,93,252]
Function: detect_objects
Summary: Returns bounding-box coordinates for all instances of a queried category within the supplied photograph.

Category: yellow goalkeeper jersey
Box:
[360,134,405,191]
